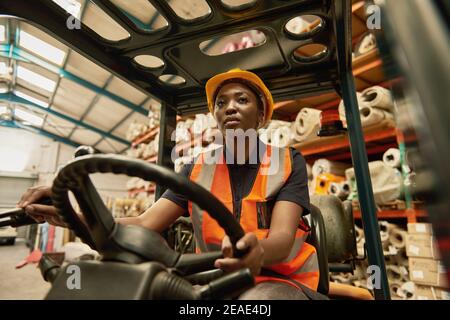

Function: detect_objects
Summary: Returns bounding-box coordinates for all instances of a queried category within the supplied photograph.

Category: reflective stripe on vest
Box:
[188,144,319,290]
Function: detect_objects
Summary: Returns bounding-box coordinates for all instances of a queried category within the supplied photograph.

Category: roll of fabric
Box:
[338,92,367,124]
[175,125,191,144]
[313,173,345,195]
[312,159,350,177]
[360,106,393,127]
[193,114,208,134]
[203,127,221,144]
[271,126,293,147]
[386,265,404,284]
[397,282,415,300]
[259,121,293,147]
[206,113,217,128]
[328,181,350,200]
[361,86,393,111]
[389,228,407,249]
[292,108,321,142]
[176,120,187,131]
[390,282,402,298]
[383,148,401,169]
[345,161,402,205]
[355,32,377,56]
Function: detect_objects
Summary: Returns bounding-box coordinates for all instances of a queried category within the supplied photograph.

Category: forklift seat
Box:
[306,195,358,295]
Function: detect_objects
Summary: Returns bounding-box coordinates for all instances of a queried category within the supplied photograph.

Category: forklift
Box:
[0,0,448,300]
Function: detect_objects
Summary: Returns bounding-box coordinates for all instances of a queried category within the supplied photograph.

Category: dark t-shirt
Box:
[161,141,311,216]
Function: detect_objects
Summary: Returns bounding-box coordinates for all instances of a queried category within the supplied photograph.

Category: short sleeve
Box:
[160,163,194,211]
[274,148,311,215]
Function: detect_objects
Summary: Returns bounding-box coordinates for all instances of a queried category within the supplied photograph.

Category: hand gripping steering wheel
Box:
[50,154,253,299]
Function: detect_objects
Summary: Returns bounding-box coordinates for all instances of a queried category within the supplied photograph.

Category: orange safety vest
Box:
[187,144,319,290]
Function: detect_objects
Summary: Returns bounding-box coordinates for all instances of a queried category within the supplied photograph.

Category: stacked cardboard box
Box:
[406,223,450,299]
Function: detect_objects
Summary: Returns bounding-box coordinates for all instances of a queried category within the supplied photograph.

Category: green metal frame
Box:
[0,119,80,148]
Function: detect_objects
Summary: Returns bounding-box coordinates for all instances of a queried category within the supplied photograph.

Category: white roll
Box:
[193,114,208,134]
[386,265,404,284]
[328,181,350,200]
[206,113,217,128]
[345,161,403,205]
[338,92,367,123]
[361,86,393,111]
[176,120,186,130]
[390,282,402,297]
[360,106,393,127]
[175,127,191,144]
[312,159,350,177]
[292,108,321,142]
[203,127,221,144]
[356,32,377,55]
[383,148,401,169]
[271,126,293,147]
[397,282,415,300]
[184,118,194,130]
[389,227,407,249]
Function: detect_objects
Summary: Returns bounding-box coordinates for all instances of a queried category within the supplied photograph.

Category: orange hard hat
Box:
[205,68,274,126]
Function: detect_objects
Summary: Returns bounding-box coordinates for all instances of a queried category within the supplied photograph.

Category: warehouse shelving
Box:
[294,120,397,162]
[128,186,156,197]
[274,48,385,119]
[353,209,428,223]
[131,127,159,148]
[270,2,430,226]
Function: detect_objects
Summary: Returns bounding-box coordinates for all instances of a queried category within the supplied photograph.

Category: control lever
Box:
[198,268,255,300]
[0,197,53,227]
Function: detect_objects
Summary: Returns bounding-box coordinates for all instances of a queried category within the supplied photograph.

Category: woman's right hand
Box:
[17,186,69,228]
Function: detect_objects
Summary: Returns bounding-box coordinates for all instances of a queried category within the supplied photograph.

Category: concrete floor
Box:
[0,238,50,299]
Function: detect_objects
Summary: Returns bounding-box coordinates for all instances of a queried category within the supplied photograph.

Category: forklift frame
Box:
[0,0,393,299]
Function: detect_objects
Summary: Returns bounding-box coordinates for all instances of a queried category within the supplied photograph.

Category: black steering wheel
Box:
[50,154,253,299]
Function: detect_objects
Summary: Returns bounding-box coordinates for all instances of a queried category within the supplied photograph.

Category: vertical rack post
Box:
[334,0,390,299]
[155,101,177,200]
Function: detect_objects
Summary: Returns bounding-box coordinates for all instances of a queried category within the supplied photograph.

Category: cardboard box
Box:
[406,234,441,259]
[409,257,448,287]
[415,284,450,300]
[407,223,433,235]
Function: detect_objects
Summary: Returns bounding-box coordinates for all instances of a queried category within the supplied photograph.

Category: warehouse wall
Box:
[0,127,128,207]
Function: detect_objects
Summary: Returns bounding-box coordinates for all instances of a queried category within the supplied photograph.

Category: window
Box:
[52,0,82,18]
[14,90,49,108]
[0,25,5,42]
[19,30,66,65]
[166,0,211,21]
[14,108,44,126]
[0,61,8,75]
[200,30,266,56]
[17,66,57,92]
[110,0,168,31]
[0,105,8,115]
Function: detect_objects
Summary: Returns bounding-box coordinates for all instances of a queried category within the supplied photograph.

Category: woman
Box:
[18,69,319,299]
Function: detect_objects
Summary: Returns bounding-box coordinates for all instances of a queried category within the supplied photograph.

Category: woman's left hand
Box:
[214,233,264,276]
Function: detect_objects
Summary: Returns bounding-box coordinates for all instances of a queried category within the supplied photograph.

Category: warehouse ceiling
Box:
[0,0,210,153]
